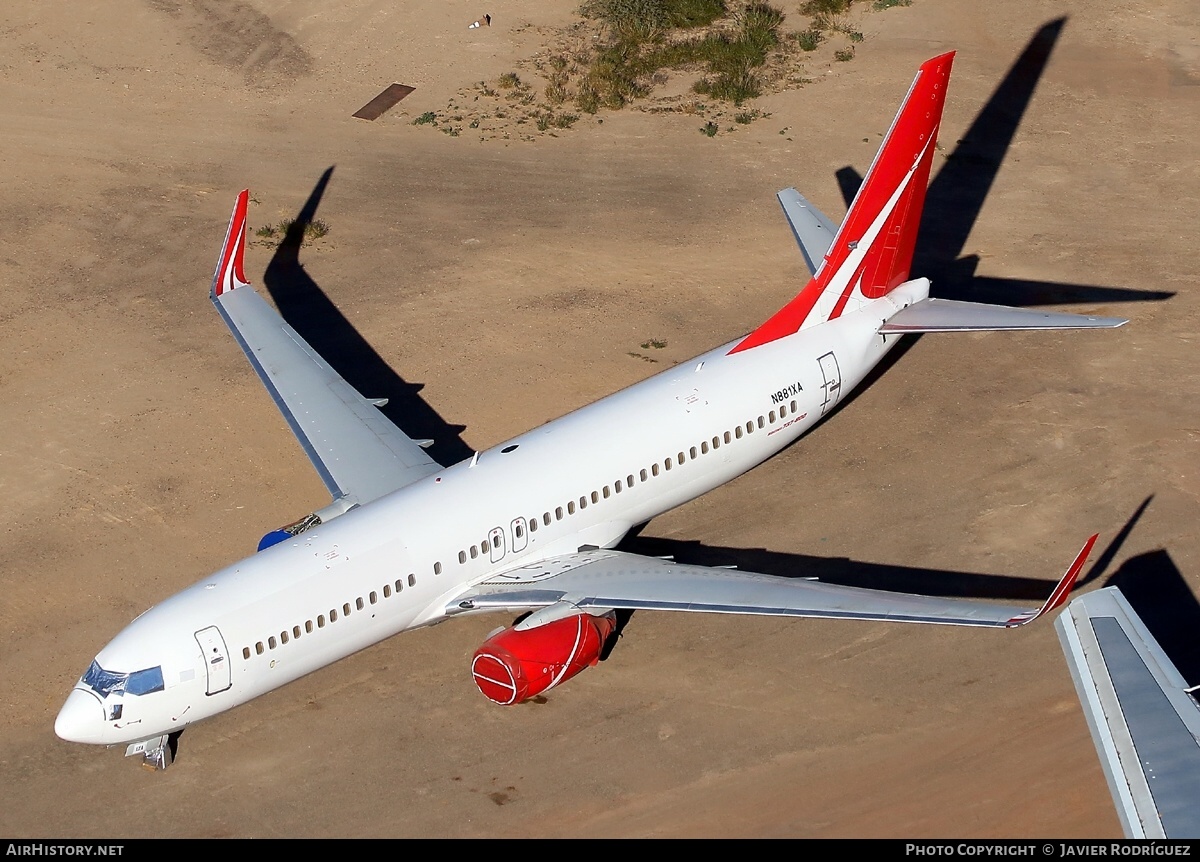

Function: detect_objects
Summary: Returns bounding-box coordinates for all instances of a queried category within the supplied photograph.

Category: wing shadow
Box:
[1104,550,1200,687]
[617,534,1064,603]
[261,167,472,468]
[619,496,1155,605]
[837,17,1172,309]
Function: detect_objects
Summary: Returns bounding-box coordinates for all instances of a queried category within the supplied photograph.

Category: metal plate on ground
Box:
[353,84,415,121]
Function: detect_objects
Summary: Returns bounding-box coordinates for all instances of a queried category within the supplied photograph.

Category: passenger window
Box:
[396,579,405,592]
[529,518,538,532]
[591,490,599,504]
[701,441,709,454]
[627,474,635,487]
[408,574,417,587]
[269,636,277,649]
[556,507,564,520]
[356,598,364,611]
[306,620,314,633]
[459,550,467,563]
[690,446,697,459]
[664,458,672,471]
[293,625,301,639]
[791,400,798,413]
[544,512,552,525]
[712,436,720,449]
[780,404,788,418]
[330,609,338,622]
[579,497,587,510]
[603,486,610,499]
[369,591,378,605]
[735,426,743,439]
[640,469,648,482]
[256,642,264,655]
[318,615,326,627]
[769,410,777,423]
[615,480,623,493]
[568,501,576,514]
[651,464,659,477]
[242,647,251,660]
[343,603,351,616]
[280,631,289,644]
[757,416,765,428]
[746,421,754,434]
[724,431,732,444]
[383,585,391,598]
[434,562,443,575]
[470,545,478,559]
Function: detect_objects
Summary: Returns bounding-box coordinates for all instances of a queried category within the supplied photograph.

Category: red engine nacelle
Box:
[471,612,617,705]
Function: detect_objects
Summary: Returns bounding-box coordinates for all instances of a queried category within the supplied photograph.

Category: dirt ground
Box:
[2,0,1198,838]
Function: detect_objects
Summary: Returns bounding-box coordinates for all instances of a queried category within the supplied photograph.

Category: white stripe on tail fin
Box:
[731,52,954,354]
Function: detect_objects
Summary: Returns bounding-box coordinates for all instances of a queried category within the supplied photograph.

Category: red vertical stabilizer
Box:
[730,52,954,354]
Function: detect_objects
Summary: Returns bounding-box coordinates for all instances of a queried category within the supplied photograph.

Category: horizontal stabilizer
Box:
[777,188,838,276]
[881,297,1128,333]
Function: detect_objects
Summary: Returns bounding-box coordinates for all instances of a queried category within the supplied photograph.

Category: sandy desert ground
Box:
[2,0,1198,838]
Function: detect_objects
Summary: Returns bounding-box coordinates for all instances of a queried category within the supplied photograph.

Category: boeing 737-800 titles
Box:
[56,53,1122,770]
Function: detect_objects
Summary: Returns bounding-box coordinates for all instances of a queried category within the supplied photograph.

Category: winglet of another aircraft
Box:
[211,189,251,297]
[1005,533,1097,627]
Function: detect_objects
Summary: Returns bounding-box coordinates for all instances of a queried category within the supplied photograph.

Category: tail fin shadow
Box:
[835,19,1171,309]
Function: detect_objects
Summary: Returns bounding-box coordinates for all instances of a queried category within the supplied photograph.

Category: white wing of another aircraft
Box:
[210,196,441,520]
[1056,586,1200,839]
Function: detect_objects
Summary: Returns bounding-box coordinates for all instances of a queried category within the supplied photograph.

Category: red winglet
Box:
[211,189,251,297]
[1007,534,1098,627]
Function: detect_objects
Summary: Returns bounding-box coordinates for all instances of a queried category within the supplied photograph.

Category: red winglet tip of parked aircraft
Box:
[211,189,251,298]
[1007,533,1099,627]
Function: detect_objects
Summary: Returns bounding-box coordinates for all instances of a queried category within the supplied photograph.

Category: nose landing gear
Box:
[126,730,181,771]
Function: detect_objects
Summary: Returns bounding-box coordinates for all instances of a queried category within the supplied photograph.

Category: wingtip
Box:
[1009,533,1099,626]
[211,189,251,298]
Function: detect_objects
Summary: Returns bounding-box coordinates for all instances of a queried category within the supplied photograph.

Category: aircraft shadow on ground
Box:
[617,495,1155,610]
[838,17,1172,311]
[261,166,473,469]
[1070,495,1200,687]
[620,534,1058,603]
[1103,550,1200,688]
[829,17,1171,422]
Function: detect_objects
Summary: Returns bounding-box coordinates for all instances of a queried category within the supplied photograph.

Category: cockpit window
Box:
[81,661,164,697]
[82,661,126,697]
[127,666,164,695]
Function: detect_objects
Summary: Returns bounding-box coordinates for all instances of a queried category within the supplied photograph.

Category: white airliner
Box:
[56,52,1122,769]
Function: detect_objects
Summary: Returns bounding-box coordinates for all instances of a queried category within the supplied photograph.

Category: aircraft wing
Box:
[777,188,838,276]
[450,536,1095,628]
[209,190,442,507]
[1055,586,1200,839]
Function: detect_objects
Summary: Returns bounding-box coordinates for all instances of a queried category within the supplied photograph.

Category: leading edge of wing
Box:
[209,190,441,506]
[450,536,1096,628]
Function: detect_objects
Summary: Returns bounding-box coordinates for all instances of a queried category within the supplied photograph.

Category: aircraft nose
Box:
[55,689,105,743]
